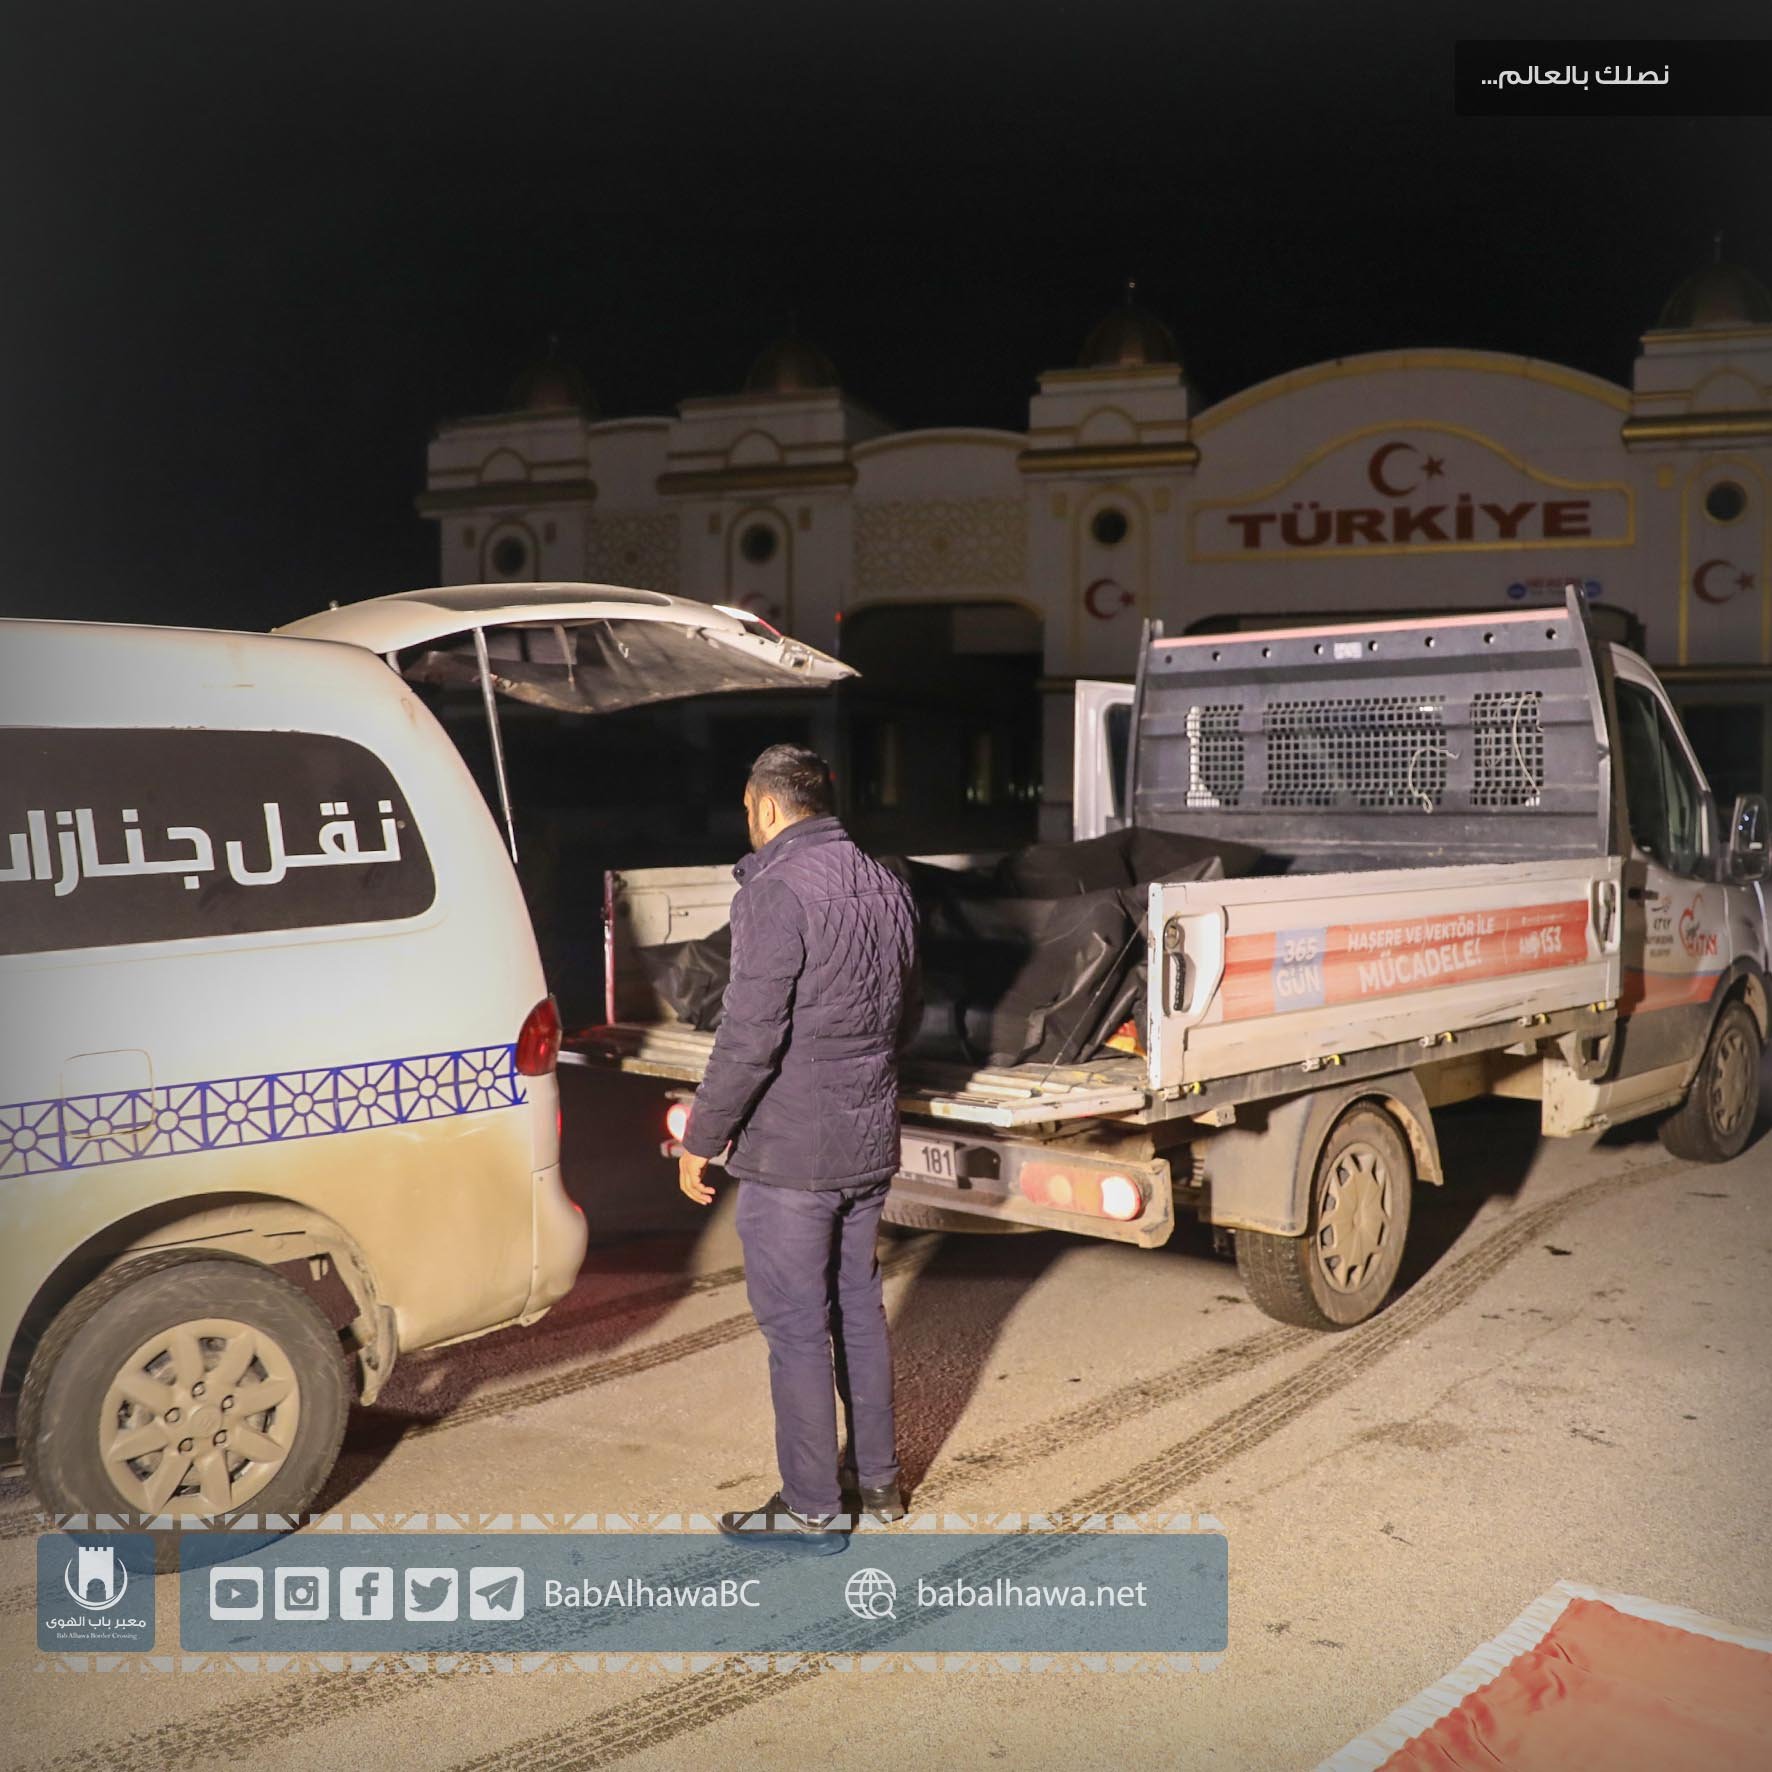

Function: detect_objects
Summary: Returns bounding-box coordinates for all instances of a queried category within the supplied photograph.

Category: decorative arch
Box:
[726,430,784,467]
[478,448,530,483]
[1192,349,1631,436]
[1077,405,1140,446]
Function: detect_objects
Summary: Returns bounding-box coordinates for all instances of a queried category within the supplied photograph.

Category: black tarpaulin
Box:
[638,827,1268,1067]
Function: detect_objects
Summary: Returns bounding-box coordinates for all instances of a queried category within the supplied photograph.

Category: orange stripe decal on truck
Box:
[1219,899,1592,1021]
[1619,968,1722,1016]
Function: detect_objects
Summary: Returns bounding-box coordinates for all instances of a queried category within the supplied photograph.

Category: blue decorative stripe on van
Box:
[0,1045,523,1179]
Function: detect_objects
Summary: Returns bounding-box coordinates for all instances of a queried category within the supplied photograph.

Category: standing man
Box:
[678,744,920,1553]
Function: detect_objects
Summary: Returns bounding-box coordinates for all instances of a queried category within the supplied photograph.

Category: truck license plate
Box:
[900,1131,960,1182]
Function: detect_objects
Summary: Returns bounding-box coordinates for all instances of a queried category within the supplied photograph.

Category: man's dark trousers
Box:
[735,1175,899,1519]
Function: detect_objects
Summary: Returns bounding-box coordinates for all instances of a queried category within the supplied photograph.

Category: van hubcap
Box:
[99,1319,301,1513]
[1316,1143,1393,1292]
[1710,1025,1754,1137]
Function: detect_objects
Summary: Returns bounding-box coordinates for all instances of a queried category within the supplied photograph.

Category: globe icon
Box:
[844,1565,896,1620]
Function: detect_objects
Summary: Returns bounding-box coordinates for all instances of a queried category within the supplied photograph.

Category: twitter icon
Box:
[402,1567,459,1623]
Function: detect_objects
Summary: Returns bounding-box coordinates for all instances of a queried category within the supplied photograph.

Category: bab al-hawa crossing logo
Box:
[37,1536,156,1651]
[64,1545,130,1610]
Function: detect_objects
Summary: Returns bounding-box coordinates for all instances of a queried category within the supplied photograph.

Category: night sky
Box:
[4,0,1768,632]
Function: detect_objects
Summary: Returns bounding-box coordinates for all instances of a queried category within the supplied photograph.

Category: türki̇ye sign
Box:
[1188,431,1632,560]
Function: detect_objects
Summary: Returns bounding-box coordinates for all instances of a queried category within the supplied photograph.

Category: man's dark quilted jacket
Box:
[682,816,920,1187]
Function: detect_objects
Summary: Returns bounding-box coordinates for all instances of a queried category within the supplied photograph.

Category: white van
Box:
[0,585,848,1525]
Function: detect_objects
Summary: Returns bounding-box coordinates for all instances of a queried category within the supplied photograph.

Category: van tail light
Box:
[665,1101,690,1142]
[517,995,562,1076]
[1018,1160,1145,1222]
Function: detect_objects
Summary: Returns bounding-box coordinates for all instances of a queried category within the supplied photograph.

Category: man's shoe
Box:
[716,1491,849,1554]
[840,1468,907,1523]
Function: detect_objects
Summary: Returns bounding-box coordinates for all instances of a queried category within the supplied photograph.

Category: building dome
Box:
[1080,285,1180,369]
[1656,256,1772,331]
[744,335,839,394]
[507,341,594,413]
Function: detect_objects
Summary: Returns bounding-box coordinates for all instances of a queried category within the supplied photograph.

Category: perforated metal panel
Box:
[1129,600,1612,871]
[1184,703,1244,807]
[1471,689,1544,808]
[1264,694,1448,810]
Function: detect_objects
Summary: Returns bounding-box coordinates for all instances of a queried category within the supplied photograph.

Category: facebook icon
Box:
[339,1566,396,1622]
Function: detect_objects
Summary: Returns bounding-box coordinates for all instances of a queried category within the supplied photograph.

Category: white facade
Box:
[423,261,1772,832]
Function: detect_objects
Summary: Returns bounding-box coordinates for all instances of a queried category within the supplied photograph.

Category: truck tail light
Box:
[1018,1161,1145,1222]
[516,995,562,1076]
[1099,1174,1143,1221]
[665,1101,690,1142]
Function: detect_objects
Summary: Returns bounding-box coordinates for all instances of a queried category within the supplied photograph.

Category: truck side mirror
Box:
[1728,793,1770,880]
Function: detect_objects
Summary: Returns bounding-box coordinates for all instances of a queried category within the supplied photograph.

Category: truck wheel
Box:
[20,1249,351,1530]
[1658,999,1761,1164]
[881,1197,1038,1236]
[1236,1107,1413,1331]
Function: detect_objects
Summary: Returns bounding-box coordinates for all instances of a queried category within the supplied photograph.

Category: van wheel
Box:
[20,1249,350,1529]
[881,1197,1037,1236]
[1236,1107,1413,1331]
[1659,999,1761,1164]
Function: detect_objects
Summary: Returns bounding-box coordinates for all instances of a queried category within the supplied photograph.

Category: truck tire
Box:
[881,1197,1038,1236]
[1658,998,1761,1164]
[20,1249,351,1534]
[1236,1106,1413,1331]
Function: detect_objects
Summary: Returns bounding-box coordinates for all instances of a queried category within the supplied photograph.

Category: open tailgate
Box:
[277,582,853,860]
[275,582,853,711]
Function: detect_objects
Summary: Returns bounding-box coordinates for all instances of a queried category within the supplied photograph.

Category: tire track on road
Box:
[18,1163,1674,1772]
[0,1240,744,1531]
[434,1160,1677,1772]
[402,1238,935,1438]
[911,1322,1310,1509]
[507,1258,751,1345]
[0,1241,935,1544]
[0,1247,942,1566]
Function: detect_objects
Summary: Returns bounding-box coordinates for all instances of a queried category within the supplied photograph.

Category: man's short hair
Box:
[748,743,836,818]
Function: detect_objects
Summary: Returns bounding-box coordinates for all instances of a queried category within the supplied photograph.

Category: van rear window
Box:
[1,728,436,955]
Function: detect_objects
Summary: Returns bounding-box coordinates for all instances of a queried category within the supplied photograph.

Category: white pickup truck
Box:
[582,593,1771,1330]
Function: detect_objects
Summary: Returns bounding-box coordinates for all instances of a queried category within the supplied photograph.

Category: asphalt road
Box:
[3,1062,1769,1770]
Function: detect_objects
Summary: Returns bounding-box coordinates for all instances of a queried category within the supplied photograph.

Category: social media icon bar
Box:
[468,1567,525,1621]
[339,1565,397,1622]
[274,1566,329,1621]
[203,1559,532,1629]
[208,1565,265,1620]
[403,1567,459,1622]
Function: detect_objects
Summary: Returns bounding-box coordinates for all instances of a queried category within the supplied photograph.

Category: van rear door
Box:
[277,583,853,710]
[277,583,855,859]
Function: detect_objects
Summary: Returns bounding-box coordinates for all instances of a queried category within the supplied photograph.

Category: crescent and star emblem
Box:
[1084,578,1135,620]
[1367,441,1447,498]
[1692,559,1755,606]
